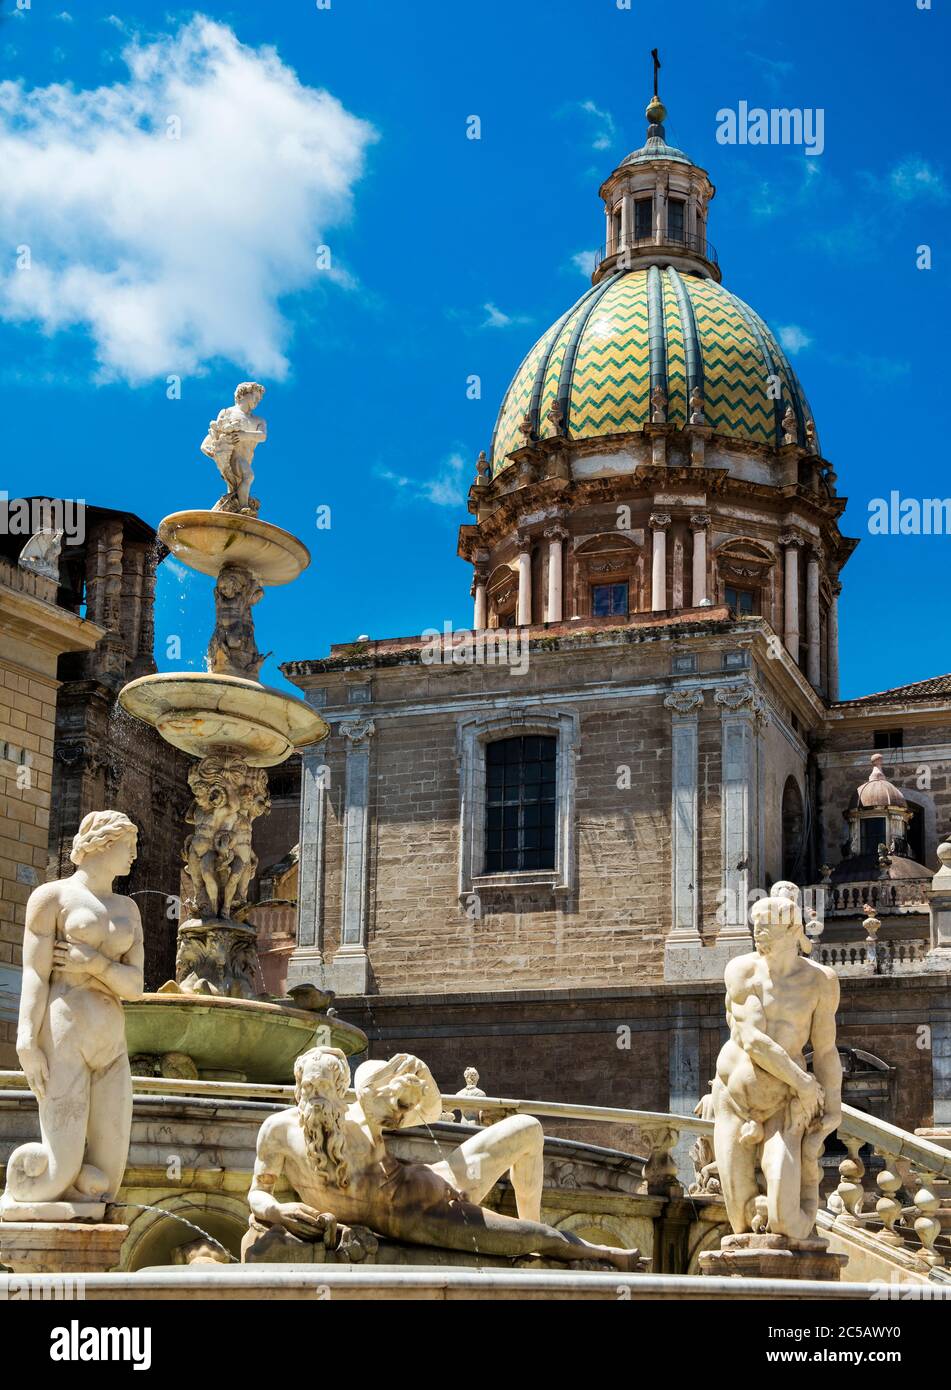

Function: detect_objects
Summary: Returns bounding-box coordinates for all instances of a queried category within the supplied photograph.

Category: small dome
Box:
[850,754,907,810]
[490,267,816,473]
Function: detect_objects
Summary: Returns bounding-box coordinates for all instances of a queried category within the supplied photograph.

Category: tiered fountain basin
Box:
[118,671,327,764]
[124,994,367,1083]
[158,510,309,584]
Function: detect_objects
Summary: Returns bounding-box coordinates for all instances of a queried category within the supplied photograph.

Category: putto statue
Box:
[201,381,267,516]
[244,1047,644,1270]
[2,812,144,1219]
[711,882,841,1242]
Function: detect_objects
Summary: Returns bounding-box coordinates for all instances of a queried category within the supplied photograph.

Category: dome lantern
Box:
[594,52,719,285]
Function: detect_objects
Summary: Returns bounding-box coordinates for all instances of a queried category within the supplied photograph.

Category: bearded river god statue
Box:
[699,882,846,1280]
[1,812,144,1221]
[243,1048,645,1270]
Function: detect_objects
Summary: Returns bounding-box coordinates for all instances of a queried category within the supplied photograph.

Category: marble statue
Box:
[782,402,798,446]
[2,811,144,1219]
[18,530,63,582]
[245,1047,643,1270]
[207,564,271,680]
[650,384,667,424]
[182,754,269,922]
[689,386,705,425]
[201,381,266,515]
[711,881,841,1240]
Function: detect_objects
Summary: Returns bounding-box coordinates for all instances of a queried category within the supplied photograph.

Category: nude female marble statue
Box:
[246,1047,643,1270]
[712,881,842,1240]
[2,811,145,1219]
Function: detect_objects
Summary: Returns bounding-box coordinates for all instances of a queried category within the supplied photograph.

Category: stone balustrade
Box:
[818,880,929,916]
[817,937,928,975]
[826,1104,951,1273]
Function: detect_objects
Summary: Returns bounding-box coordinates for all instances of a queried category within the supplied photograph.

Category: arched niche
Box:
[781,774,807,882]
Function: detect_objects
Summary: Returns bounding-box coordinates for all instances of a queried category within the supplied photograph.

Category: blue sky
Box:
[0,0,947,700]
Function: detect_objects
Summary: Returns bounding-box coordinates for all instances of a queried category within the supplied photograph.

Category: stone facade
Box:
[0,557,102,1065]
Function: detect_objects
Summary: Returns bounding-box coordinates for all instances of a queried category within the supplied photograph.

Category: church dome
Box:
[490,266,817,474]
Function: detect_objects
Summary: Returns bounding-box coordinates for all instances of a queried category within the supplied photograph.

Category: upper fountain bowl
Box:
[159,510,310,585]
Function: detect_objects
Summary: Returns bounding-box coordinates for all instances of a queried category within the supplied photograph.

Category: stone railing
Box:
[825,1105,951,1273]
[818,879,929,917]
[817,937,929,975]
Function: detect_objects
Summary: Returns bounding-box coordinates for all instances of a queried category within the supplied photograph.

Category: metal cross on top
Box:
[651,47,661,97]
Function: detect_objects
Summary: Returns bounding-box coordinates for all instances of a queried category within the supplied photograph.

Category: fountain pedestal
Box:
[0,1222,129,1275]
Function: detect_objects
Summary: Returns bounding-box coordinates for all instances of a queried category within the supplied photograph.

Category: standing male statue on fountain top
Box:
[711,881,842,1245]
[201,381,267,516]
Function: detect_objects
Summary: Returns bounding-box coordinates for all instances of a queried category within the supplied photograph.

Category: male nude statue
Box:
[712,881,841,1240]
[2,811,144,1215]
[246,1047,643,1270]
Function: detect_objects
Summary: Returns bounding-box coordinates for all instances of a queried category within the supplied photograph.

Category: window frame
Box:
[590,580,630,618]
[483,735,557,874]
[457,709,579,897]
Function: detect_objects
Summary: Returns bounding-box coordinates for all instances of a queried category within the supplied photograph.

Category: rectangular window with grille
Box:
[591,582,629,617]
[668,199,685,242]
[634,198,653,240]
[725,584,757,615]
[484,736,557,873]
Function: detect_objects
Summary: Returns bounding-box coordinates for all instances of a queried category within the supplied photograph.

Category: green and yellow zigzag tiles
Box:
[491,321,561,467]
[569,273,651,439]
[661,270,687,430]
[490,267,811,472]
[684,277,774,444]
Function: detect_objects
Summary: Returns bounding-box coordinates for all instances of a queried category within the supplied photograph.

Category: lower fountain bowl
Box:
[118,671,329,765]
[124,994,367,1084]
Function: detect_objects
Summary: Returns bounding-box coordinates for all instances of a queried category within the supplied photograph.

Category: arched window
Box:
[781,775,806,882]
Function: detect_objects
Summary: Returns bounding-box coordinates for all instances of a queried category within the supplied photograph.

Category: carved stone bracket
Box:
[715,685,767,722]
[340,719,376,745]
[664,689,704,716]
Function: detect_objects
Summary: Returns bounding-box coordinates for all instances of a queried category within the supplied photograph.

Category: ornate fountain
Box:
[118,382,366,1080]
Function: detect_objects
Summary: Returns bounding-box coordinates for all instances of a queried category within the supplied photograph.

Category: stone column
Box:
[690,514,709,606]
[780,533,802,663]
[604,206,613,256]
[516,536,532,626]
[650,513,670,612]
[827,581,841,701]
[620,194,632,251]
[331,718,375,994]
[715,686,767,946]
[544,525,567,623]
[806,546,822,689]
[471,569,487,631]
[287,742,329,989]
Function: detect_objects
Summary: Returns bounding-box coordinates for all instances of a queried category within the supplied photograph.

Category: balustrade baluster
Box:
[875,1160,904,1246]
[831,1135,867,1224]
[910,1168,943,1267]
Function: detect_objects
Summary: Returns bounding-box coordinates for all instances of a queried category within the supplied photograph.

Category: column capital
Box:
[831,579,842,597]
[715,684,767,722]
[689,512,710,530]
[516,533,534,554]
[543,524,568,541]
[340,718,375,745]
[664,689,704,716]
[808,544,824,566]
[778,531,804,549]
[650,512,672,530]
[470,569,488,597]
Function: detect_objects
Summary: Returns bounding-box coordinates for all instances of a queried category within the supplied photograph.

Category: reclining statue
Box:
[711,881,842,1241]
[244,1046,644,1270]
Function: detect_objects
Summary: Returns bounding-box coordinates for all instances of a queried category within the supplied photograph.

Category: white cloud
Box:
[0,16,375,383]
[481,301,531,330]
[377,452,467,508]
[778,324,812,354]
[579,99,616,152]
[571,249,596,277]
[888,157,948,203]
